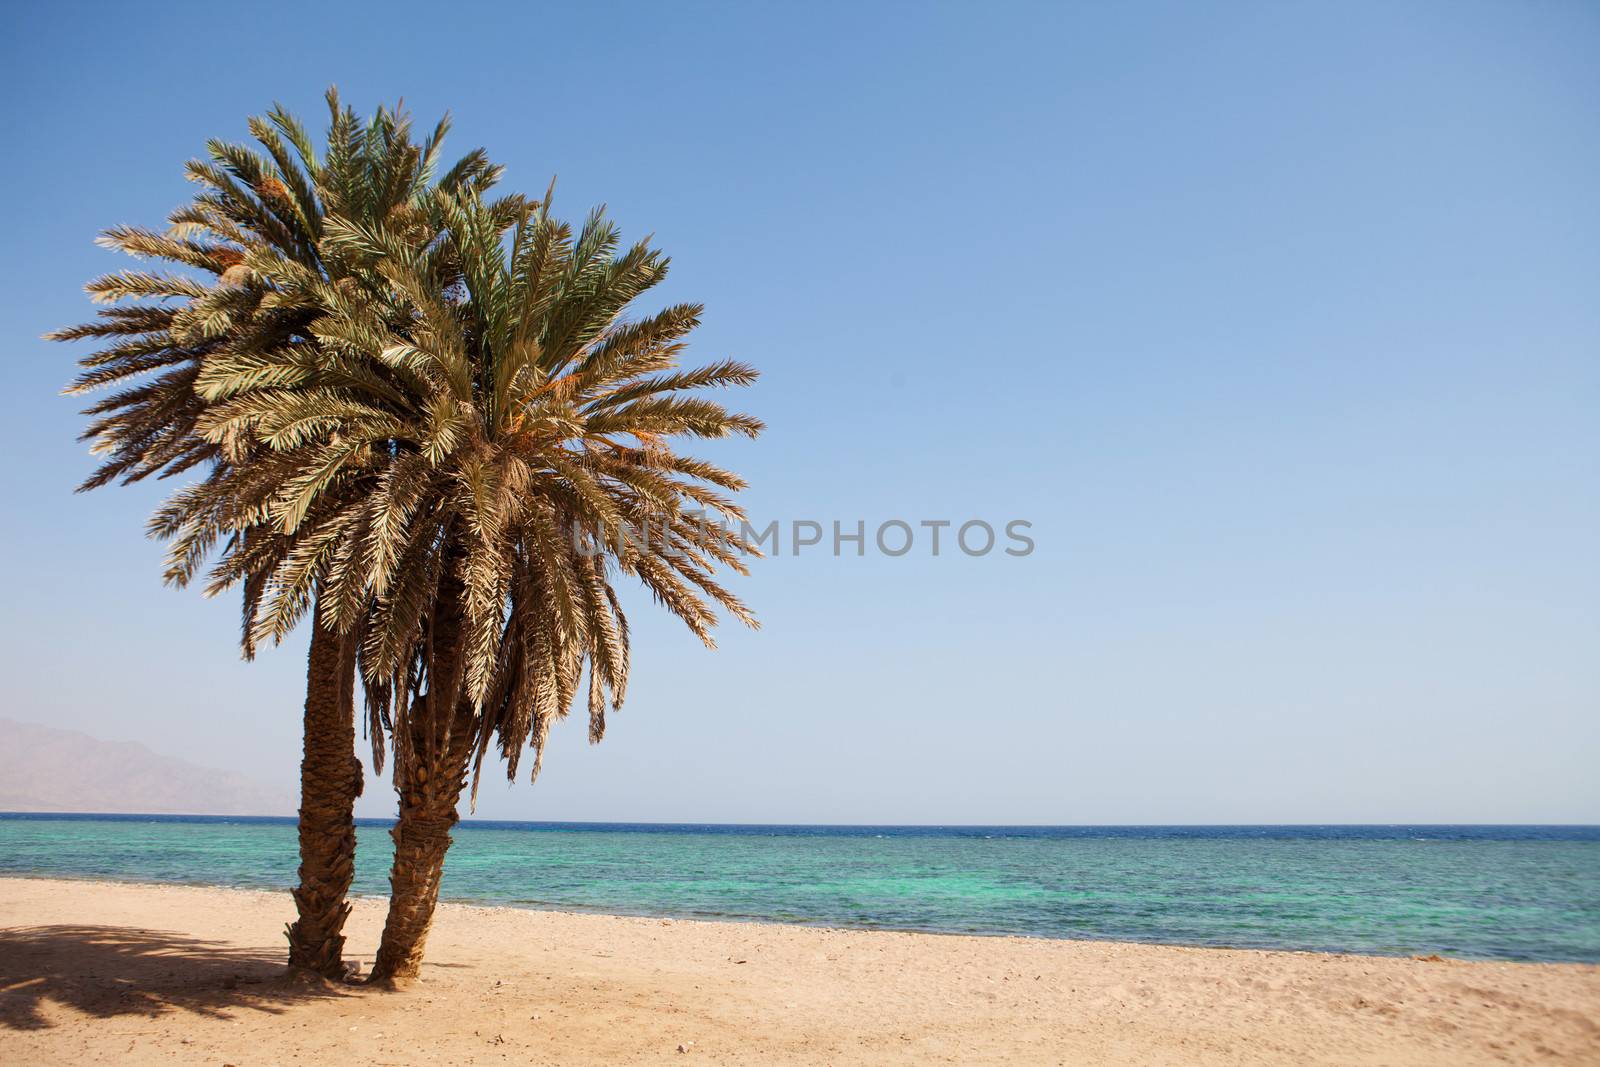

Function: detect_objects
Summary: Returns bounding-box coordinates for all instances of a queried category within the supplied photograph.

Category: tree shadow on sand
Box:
[0,924,351,1031]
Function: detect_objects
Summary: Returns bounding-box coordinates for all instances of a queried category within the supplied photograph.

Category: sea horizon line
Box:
[2,811,1596,830]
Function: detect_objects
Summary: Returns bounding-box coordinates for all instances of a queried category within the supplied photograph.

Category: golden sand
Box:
[2,876,1596,1065]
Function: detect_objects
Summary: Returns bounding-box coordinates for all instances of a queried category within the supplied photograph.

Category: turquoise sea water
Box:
[2,816,1596,962]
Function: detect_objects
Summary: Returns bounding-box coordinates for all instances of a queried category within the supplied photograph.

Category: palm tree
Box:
[52,92,502,980]
[179,186,763,984]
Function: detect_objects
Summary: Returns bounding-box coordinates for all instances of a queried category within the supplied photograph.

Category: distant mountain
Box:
[0,718,293,816]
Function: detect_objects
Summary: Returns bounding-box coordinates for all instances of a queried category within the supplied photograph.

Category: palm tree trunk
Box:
[367,711,471,986]
[369,566,474,987]
[284,614,364,978]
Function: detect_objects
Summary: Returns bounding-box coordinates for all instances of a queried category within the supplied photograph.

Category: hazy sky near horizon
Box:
[3,1,1596,823]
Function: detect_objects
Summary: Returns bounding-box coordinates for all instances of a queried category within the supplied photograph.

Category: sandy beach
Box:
[0,877,1595,1065]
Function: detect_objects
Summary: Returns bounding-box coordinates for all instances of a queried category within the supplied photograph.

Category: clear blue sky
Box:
[4,1,1596,822]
